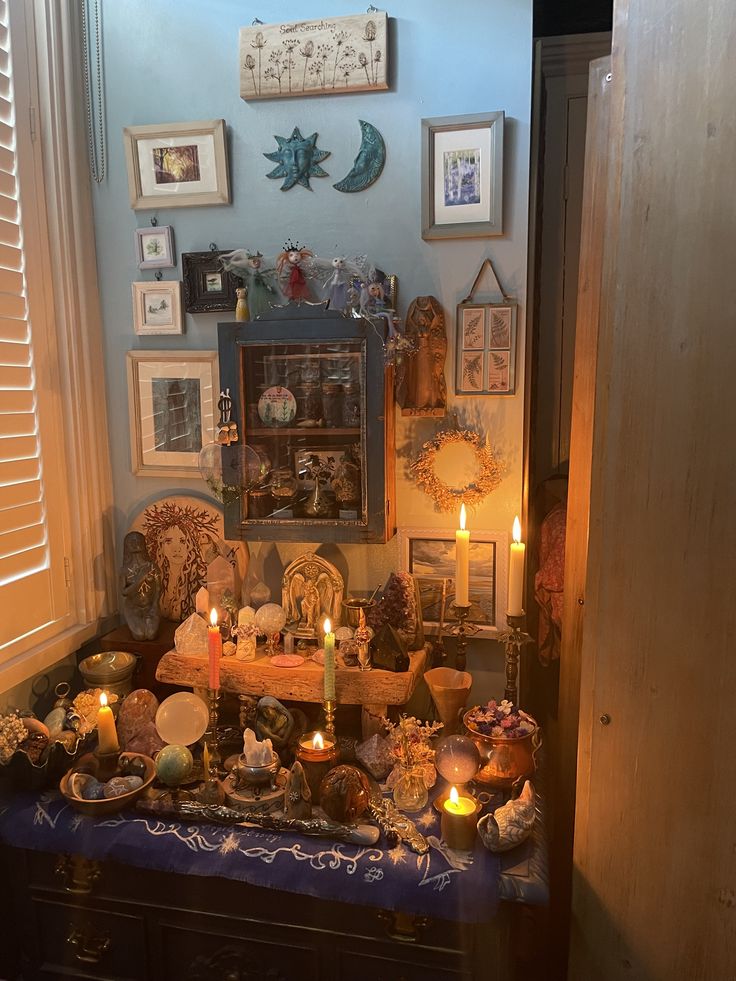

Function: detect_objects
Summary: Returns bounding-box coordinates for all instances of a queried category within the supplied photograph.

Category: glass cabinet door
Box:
[241,338,367,525]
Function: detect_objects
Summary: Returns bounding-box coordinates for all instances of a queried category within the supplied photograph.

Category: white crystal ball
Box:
[254,602,287,635]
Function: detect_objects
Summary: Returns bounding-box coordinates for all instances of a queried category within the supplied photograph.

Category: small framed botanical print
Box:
[455,258,518,395]
[126,350,218,477]
[131,281,183,336]
[135,225,175,270]
[182,251,243,314]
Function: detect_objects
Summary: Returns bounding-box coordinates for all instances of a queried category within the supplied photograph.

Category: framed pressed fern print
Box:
[455,258,518,395]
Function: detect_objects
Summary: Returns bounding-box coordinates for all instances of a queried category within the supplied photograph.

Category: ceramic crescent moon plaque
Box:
[333,120,386,193]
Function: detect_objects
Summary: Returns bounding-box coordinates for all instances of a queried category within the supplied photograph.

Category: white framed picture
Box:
[132,280,183,336]
[126,350,218,477]
[398,527,509,637]
[135,225,175,270]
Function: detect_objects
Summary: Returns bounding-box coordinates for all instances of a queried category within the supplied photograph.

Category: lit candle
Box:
[455,504,470,606]
[313,731,324,750]
[508,516,526,616]
[296,729,338,798]
[96,691,119,755]
[323,618,336,701]
[441,785,479,850]
[208,607,222,689]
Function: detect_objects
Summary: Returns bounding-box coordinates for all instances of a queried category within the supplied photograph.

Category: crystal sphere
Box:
[155,744,193,787]
[434,735,481,785]
[254,602,287,635]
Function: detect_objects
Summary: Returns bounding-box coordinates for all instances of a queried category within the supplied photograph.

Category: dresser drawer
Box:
[336,947,471,981]
[31,896,146,980]
[157,918,322,981]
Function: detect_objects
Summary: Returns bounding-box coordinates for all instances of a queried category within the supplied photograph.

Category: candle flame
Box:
[313,731,324,750]
[323,618,331,634]
[449,785,459,805]
[99,691,108,708]
[210,607,218,627]
[460,503,467,531]
[513,515,521,544]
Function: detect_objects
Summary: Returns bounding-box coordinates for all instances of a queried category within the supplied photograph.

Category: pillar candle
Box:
[441,785,479,850]
[323,618,336,701]
[96,692,119,755]
[455,503,470,606]
[208,608,222,689]
[508,516,526,616]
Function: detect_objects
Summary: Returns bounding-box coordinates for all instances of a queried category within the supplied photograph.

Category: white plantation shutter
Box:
[0,0,70,654]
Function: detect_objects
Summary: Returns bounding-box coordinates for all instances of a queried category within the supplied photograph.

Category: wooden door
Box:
[568,0,736,977]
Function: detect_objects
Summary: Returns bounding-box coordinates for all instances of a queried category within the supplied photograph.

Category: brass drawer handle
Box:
[55,854,102,894]
[67,925,111,964]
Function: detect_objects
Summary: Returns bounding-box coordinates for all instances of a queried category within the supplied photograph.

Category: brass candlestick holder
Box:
[449,603,480,671]
[204,688,222,772]
[94,750,120,783]
[323,698,336,737]
[502,611,532,704]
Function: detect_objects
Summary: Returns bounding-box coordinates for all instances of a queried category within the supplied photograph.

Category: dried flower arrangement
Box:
[465,700,537,739]
[382,714,443,789]
[409,428,502,513]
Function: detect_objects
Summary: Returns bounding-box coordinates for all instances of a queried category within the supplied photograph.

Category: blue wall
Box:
[91,0,533,694]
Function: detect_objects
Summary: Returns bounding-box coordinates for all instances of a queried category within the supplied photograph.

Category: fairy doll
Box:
[276,242,314,302]
[323,256,350,312]
[221,249,278,319]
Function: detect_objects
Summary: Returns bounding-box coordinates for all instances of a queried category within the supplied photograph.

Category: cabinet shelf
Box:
[247,427,361,437]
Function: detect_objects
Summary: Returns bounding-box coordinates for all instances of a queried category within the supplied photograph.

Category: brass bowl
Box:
[462,710,542,790]
[60,752,156,816]
[342,597,376,629]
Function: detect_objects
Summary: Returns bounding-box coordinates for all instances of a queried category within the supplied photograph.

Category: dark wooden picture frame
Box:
[182,251,243,314]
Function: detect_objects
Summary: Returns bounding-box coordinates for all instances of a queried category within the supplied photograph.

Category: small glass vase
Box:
[392,765,428,813]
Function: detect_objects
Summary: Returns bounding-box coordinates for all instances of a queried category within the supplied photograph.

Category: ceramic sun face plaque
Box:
[239,12,388,101]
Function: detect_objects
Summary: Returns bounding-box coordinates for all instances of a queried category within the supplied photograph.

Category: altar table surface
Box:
[0,786,499,924]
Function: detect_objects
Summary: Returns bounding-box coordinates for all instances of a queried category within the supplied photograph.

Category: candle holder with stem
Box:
[449,603,480,671]
[502,611,532,704]
[203,687,222,773]
[323,698,336,738]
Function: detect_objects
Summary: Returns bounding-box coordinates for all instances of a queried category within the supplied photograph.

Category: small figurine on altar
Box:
[324,256,350,312]
[277,242,314,302]
[255,696,294,752]
[120,532,161,641]
[233,606,259,662]
[282,552,344,640]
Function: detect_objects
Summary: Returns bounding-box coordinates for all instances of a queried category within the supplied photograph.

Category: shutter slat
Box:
[0,239,21,271]
[0,364,32,390]
[0,433,36,462]
[0,475,41,511]
[0,216,20,247]
[0,340,30,366]
[0,168,13,198]
[0,522,46,561]
[0,388,32,413]
[0,499,43,535]
[0,456,39,485]
[0,291,25,320]
[0,544,47,588]
[0,145,13,175]
[0,190,16,222]
[0,315,27,342]
[0,266,23,295]
[0,409,33,436]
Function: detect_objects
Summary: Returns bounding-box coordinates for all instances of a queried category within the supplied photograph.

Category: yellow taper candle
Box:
[508,515,526,616]
[96,691,119,755]
[323,618,336,701]
[455,504,470,606]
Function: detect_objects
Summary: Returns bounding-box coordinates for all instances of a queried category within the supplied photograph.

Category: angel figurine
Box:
[277,242,314,302]
[220,249,278,319]
[282,552,344,639]
[324,256,350,312]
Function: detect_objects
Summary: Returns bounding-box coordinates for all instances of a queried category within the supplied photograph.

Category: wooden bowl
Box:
[60,752,156,816]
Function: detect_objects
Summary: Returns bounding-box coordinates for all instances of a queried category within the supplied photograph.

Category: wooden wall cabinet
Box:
[218,308,396,544]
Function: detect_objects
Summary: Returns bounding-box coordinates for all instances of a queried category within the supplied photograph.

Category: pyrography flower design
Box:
[299,39,314,90]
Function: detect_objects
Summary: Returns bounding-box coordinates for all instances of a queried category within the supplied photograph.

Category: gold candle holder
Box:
[503,611,531,704]
[295,730,339,799]
[93,750,120,783]
[323,698,336,737]
[449,603,479,672]
[204,687,222,772]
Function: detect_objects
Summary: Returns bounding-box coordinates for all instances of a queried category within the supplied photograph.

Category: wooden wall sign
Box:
[239,13,389,101]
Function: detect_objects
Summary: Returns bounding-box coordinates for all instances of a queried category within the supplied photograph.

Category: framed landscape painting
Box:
[131,281,183,336]
[398,527,509,637]
[123,120,230,210]
[126,351,218,477]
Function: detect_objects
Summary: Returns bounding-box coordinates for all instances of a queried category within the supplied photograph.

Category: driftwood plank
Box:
[156,647,426,706]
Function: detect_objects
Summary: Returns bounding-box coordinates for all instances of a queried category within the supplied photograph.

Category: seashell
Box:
[43,707,68,738]
[79,776,105,801]
[55,730,80,753]
[22,716,50,739]
[69,772,91,799]
[103,775,143,798]
[477,780,536,853]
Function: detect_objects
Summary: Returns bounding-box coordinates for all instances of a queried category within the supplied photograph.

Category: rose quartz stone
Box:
[118,689,160,749]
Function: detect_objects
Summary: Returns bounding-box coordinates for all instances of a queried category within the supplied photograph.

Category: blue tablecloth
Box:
[0,788,499,923]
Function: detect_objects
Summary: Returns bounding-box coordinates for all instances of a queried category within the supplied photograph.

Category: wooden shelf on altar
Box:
[156,646,427,738]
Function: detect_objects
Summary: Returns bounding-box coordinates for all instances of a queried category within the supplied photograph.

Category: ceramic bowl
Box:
[60,752,156,816]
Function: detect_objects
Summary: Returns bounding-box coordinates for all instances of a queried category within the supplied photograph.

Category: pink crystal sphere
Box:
[434,735,481,784]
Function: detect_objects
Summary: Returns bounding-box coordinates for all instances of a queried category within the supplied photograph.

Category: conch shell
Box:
[477,780,536,853]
